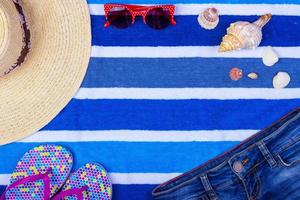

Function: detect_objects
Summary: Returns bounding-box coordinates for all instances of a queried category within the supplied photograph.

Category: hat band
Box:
[3,0,31,76]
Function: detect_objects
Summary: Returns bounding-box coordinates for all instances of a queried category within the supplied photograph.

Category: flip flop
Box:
[0,145,73,200]
[52,163,112,200]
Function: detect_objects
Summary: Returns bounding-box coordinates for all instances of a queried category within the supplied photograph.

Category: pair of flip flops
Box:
[0,145,112,200]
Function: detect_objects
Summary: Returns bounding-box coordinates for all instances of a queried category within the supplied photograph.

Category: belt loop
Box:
[200,174,217,200]
[257,141,277,168]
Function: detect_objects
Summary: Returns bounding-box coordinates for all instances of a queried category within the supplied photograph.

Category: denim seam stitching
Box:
[185,192,206,200]
[213,177,238,191]
[153,159,232,196]
[200,174,212,191]
[251,168,261,200]
[276,153,300,167]
[277,133,300,154]
[257,141,277,168]
[206,160,228,174]
[200,174,217,200]
[152,175,201,196]
[239,176,251,200]
[243,160,265,178]
[262,112,300,143]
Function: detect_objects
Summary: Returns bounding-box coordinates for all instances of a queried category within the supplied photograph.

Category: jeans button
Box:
[233,161,243,173]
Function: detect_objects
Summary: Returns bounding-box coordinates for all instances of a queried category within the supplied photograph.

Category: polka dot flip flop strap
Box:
[0,145,73,200]
[52,163,112,200]
[0,168,52,200]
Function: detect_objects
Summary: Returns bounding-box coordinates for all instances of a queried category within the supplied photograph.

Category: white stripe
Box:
[110,173,180,184]
[19,130,257,143]
[91,46,300,58]
[0,173,180,185]
[89,4,300,16]
[0,175,10,185]
[75,88,300,100]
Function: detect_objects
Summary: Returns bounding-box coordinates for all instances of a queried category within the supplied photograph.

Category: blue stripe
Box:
[0,142,237,173]
[43,99,300,131]
[92,15,300,46]
[0,184,155,200]
[83,58,300,88]
[88,0,300,4]
[113,184,154,200]
[0,186,4,195]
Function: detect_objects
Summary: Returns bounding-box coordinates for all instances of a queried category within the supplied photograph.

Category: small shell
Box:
[262,46,279,67]
[229,67,243,81]
[247,72,258,80]
[198,7,219,30]
[273,72,290,89]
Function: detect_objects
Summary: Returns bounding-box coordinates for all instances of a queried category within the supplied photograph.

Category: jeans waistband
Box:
[152,107,300,197]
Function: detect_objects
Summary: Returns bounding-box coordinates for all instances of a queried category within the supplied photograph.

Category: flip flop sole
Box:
[5,145,73,199]
[62,163,112,200]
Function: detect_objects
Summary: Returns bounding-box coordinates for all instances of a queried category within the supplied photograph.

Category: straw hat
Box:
[0,0,91,145]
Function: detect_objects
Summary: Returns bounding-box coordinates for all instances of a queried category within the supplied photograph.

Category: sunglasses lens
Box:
[108,7,133,29]
[145,8,171,30]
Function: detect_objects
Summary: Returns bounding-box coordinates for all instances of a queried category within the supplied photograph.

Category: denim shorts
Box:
[152,108,300,200]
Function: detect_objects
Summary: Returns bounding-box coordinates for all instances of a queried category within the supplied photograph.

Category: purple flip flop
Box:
[0,145,73,200]
[52,163,112,200]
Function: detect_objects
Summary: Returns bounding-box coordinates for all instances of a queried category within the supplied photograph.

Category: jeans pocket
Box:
[277,137,300,167]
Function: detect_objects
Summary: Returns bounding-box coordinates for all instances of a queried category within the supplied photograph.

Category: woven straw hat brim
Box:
[0,0,91,145]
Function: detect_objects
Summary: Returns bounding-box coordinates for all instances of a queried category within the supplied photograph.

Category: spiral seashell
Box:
[229,67,243,81]
[198,7,219,30]
[219,14,272,52]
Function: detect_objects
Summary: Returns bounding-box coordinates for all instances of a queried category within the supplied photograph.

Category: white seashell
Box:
[262,46,279,66]
[198,7,219,30]
[219,14,272,52]
[247,72,258,79]
[273,72,290,89]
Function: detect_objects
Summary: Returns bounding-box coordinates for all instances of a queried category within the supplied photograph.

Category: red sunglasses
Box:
[104,4,176,30]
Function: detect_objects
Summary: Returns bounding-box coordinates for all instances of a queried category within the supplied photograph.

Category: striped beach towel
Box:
[1,0,300,199]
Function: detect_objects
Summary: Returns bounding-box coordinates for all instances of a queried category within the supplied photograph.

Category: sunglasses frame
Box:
[104,4,176,28]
